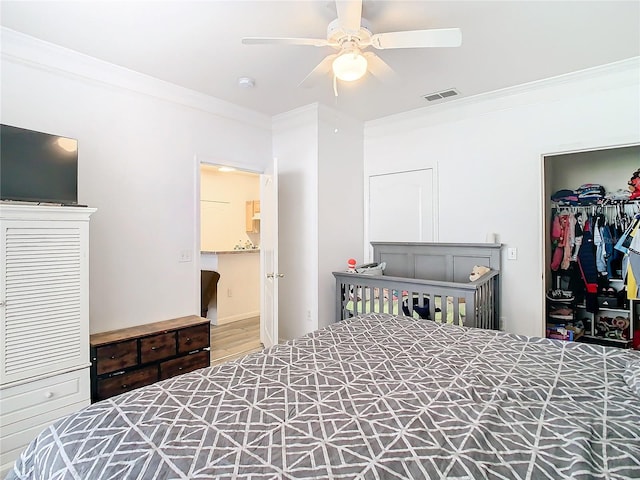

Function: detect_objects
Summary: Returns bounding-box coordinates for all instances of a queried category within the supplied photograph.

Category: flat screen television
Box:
[1,124,78,205]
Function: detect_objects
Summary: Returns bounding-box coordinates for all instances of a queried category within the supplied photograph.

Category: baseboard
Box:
[217,311,260,325]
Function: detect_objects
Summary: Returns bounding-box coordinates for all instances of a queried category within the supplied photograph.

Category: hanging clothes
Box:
[601,223,614,278]
[593,214,607,275]
[571,212,584,261]
[577,217,599,313]
[559,213,584,303]
[626,218,640,300]
[616,215,640,284]
[561,214,576,270]
[610,214,626,278]
[551,212,571,271]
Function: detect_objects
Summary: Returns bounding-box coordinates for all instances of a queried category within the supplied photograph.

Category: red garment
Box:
[550,245,563,271]
[557,214,570,247]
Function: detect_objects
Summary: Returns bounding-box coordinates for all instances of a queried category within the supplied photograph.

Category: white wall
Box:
[364,59,640,338]
[273,105,318,340]
[317,104,364,329]
[200,167,260,252]
[1,29,272,334]
[546,146,639,194]
[273,103,364,339]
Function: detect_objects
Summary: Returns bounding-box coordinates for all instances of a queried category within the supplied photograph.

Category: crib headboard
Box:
[372,242,502,283]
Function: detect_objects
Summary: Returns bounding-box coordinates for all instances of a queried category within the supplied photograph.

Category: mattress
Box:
[8,313,640,480]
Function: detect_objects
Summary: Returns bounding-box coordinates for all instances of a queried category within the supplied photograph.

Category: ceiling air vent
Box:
[422,88,460,102]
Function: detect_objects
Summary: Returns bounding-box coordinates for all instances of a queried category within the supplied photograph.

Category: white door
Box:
[369,169,435,242]
[260,158,279,347]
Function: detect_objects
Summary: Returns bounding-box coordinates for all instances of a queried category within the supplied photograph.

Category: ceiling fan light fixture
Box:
[332,50,368,82]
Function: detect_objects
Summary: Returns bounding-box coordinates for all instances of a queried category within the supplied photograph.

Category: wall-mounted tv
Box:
[1,124,78,205]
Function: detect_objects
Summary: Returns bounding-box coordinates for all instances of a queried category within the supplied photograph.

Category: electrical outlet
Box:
[306,310,311,322]
[178,249,192,263]
[507,247,517,260]
[227,288,232,297]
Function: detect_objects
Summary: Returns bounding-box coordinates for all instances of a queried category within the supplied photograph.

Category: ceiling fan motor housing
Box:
[327,17,372,47]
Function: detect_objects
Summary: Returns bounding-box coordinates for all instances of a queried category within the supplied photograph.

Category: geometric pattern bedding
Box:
[8,313,640,480]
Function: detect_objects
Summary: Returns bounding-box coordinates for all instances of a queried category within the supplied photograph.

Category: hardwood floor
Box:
[210,316,262,366]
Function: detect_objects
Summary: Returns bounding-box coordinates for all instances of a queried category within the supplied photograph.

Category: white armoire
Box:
[0,204,95,475]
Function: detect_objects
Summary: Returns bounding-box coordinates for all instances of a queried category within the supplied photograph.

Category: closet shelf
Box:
[575,303,629,314]
[580,335,631,345]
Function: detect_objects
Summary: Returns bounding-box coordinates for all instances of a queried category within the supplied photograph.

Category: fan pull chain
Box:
[332,76,340,120]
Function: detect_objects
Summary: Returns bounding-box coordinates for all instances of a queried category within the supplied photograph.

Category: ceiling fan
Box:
[242,0,462,94]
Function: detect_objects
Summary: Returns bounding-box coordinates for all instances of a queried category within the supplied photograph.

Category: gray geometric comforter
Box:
[8,313,640,479]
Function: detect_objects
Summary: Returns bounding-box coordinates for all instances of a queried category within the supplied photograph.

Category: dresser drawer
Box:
[178,324,209,353]
[159,351,210,380]
[140,332,176,363]
[0,369,90,428]
[95,339,138,375]
[96,366,157,401]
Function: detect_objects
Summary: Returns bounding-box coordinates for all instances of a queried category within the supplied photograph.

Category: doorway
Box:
[199,163,263,363]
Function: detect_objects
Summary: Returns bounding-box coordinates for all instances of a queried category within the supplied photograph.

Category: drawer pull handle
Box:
[178,367,183,371]
[185,338,192,343]
[122,384,128,389]
[110,355,116,359]
[151,346,157,350]
[45,391,53,399]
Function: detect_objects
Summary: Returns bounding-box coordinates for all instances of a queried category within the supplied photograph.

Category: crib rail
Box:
[333,270,500,330]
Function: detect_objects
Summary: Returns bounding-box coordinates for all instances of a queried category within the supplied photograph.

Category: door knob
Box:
[266,273,285,279]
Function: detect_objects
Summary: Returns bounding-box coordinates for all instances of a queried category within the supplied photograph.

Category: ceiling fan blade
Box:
[242,37,331,47]
[298,54,338,88]
[371,28,462,49]
[335,0,362,35]
[363,52,397,82]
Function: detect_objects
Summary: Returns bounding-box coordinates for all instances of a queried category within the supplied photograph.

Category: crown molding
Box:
[272,103,321,134]
[0,27,272,131]
[365,57,640,138]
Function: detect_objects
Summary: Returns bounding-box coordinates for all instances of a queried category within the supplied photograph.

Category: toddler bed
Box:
[333,242,501,329]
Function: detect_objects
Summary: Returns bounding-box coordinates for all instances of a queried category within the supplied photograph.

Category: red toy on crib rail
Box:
[347,258,357,273]
[629,168,640,200]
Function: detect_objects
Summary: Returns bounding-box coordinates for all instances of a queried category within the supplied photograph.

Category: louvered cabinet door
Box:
[1,219,90,385]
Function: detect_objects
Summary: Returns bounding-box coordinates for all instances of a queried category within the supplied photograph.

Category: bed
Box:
[8,312,640,480]
[334,242,501,329]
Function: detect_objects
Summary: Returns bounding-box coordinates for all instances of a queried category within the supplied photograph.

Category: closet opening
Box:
[542,143,640,349]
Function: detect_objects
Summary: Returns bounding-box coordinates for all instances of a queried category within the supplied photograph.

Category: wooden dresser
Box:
[89,315,210,402]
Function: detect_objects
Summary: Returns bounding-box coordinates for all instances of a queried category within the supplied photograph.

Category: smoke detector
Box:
[238,77,255,88]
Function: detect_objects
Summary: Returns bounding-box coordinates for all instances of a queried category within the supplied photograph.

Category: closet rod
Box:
[552,201,639,210]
